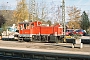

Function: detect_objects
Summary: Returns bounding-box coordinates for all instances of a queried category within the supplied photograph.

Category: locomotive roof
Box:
[19,21,41,24]
[19,22,30,24]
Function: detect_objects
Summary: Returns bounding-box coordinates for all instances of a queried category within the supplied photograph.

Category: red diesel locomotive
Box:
[15,21,63,42]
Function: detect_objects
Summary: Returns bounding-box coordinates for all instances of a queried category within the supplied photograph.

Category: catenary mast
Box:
[62,0,66,41]
[29,0,35,22]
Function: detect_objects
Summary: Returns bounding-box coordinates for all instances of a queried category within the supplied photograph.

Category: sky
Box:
[0,0,90,22]
[0,0,17,10]
[0,0,90,11]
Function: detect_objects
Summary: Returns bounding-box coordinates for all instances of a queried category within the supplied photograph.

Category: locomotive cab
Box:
[18,22,30,41]
[17,21,42,42]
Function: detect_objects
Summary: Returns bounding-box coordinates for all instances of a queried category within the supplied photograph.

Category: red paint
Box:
[18,21,63,36]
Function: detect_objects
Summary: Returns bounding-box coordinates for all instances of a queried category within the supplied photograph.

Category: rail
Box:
[0,47,90,60]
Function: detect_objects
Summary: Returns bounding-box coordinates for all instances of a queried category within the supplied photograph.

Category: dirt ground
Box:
[0,40,90,53]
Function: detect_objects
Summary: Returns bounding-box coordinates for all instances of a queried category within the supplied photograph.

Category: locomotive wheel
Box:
[18,38,23,42]
[32,35,35,41]
[32,35,41,42]
[41,35,45,42]
[38,36,41,41]
[41,35,48,42]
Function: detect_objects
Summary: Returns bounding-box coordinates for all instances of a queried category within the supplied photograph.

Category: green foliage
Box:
[81,11,90,32]
[72,34,82,39]
[1,23,7,31]
[0,15,6,28]
[0,28,3,36]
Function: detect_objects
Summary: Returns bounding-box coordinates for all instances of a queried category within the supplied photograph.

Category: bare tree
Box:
[55,5,61,23]
[39,1,48,23]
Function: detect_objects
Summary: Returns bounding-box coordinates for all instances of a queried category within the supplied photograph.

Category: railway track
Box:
[0,46,90,60]
[0,39,90,60]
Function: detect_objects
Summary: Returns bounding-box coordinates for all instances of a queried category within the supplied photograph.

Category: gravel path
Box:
[0,40,90,53]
